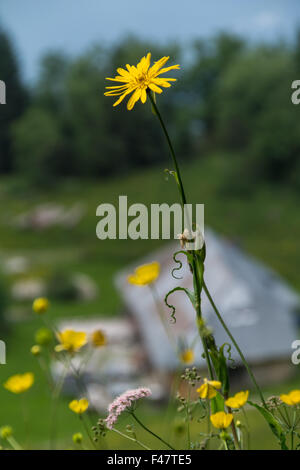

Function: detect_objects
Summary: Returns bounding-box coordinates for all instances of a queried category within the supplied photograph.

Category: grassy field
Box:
[0,153,299,449]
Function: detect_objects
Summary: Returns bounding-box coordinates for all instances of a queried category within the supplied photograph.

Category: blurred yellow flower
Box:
[104,53,180,110]
[225,390,249,409]
[180,349,195,365]
[4,372,34,394]
[210,411,233,430]
[280,390,300,406]
[69,398,89,414]
[30,345,41,356]
[127,262,160,286]
[0,426,13,439]
[197,378,222,399]
[56,330,87,353]
[91,330,107,348]
[32,297,49,314]
[72,432,83,444]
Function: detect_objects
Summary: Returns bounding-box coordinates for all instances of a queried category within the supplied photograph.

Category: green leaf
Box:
[248,401,289,450]
[211,393,225,415]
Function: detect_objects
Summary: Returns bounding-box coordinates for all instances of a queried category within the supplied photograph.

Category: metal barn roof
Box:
[116,229,299,371]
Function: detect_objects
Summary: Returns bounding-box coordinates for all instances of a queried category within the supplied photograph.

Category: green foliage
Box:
[248,401,288,450]
[0,275,8,331]
[214,46,300,185]
[3,31,300,191]
[0,27,28,173]
[11,38,186,184]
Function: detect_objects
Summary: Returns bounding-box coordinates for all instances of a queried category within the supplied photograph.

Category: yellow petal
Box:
[210,411,233,429]
[127,88,142,110]
[197,383,216,399]
[280,390,300,406]
[141,88,147,104]
[69,398,89,414]
[148,83,163,94]
[155,64,180,76]
[117,67,131,77]
[149,56,170,74]
[105,76,130,83]
[113,88,134,107]
[225,390,249,409]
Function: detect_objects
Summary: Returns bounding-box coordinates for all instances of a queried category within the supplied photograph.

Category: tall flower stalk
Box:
[147,89,266,407]
[104,53,268,441]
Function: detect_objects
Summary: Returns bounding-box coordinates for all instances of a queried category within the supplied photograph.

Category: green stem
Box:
[149,88,265,416]
[148,91,187,207]
[50,362,68,449]
[79,415,97,450]
[242,407,250,450]
[186,386,191,449]
[193,256,214,380]
[111,427,151,450]
[131,412,175,450]
[7,436,23,450]
[203,281,267,409]
[148,91,214,381]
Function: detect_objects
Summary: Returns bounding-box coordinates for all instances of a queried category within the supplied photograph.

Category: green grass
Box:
[0,153,299,449]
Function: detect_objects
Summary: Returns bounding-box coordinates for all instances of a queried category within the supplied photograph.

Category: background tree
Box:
[0,27,28,173]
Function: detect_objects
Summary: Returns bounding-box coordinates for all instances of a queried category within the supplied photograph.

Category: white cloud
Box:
[253,11,280,30]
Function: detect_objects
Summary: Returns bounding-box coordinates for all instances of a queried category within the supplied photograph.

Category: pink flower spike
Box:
[105,387,152,430]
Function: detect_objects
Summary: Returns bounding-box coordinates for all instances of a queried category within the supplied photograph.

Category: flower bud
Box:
[31,345,41,356]
[72,433,83,444]
[0,426,13,439]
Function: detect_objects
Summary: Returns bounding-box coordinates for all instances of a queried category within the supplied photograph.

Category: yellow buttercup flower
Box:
[210,411,233,430]
[280,390,300,406]
[4,372,34,394]
[104,52,180,110]
[56,330,87,353]
[91,330,107,348]
[32,297,49,314]
[197,378,222,399]
[69,398,89,414]
[180,349,195,365]
[225,390,249,409]
[127,262,160,286]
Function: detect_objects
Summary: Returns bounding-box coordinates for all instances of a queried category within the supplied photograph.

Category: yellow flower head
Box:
[225,390,249,409]
[69,398,89,414]
[91,330,107,348]
[280,390,300,406]
[197,378,222,399]
[210,411,233,430]
[32,297,49,314]
[56,330,87,353]
[4,372,34,394]
[104,53,180,110]
[180,349,195,365]
[0,426,13,440]
[127,261,160,286]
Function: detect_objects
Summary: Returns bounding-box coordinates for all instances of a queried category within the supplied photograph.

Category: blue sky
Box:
[1,0,299,82]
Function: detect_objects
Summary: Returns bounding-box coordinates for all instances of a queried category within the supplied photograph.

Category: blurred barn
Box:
[116,229,299,385]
